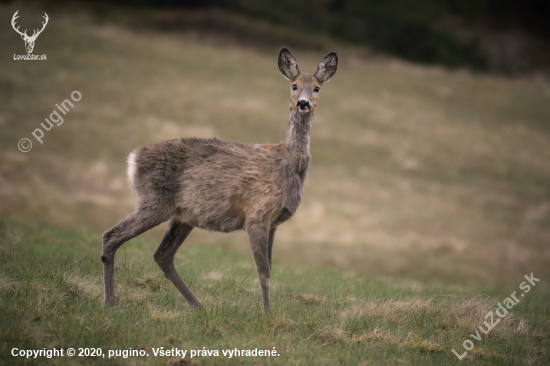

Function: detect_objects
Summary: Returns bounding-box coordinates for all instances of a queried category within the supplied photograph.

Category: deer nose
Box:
[297,100,310,109]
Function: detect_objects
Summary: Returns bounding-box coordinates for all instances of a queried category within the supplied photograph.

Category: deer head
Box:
[278,48,338,115]
[12,11,49,54]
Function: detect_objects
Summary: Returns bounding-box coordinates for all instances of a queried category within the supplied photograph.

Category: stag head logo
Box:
[12,11,49,54]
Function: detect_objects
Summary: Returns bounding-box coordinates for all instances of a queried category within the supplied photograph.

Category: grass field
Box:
[1,219,549,365]
[1,2,550,364]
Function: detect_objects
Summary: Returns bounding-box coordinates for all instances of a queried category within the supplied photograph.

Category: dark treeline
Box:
[59,0,550,72]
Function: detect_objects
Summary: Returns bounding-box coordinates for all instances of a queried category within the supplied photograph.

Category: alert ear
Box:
[314,52,338,84]
[278,48,300,81]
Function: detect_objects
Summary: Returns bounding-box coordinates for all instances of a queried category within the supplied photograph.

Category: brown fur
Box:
[290,75,322,114]
[230,194,248,220]
[101,48,338,313]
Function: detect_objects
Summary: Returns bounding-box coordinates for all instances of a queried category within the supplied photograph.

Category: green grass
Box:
[1,219,549,365]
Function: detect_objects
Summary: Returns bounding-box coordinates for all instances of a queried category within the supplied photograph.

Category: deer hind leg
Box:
[248,225,271,313]
[101,199,171,306]
[153,220,202,309]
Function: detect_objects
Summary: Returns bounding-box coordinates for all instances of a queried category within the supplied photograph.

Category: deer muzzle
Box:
[297,100,310,112]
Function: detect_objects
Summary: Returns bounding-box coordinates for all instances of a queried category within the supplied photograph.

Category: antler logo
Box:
[11,10,49,54]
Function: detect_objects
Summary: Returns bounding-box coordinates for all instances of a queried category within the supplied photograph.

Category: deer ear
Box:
[314,52,338,84]
[278,48,300,81]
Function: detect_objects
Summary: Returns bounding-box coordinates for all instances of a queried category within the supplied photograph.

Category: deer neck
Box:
[284,110,314,177]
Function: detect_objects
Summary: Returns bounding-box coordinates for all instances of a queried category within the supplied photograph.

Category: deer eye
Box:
[292,84,298,90]
[314,86,320,93]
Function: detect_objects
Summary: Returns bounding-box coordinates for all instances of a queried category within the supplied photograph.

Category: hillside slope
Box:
[1,4,550,289]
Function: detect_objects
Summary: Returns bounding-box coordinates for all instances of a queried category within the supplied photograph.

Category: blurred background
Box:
[1,0,549,291]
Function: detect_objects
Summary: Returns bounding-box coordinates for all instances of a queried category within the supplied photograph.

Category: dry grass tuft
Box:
[293,293,325,304]
[315,323,446,355]
[116,283,149,305]
[340,297,434,324]
[132,273,169,292]
[404,335,445,353]
[355,327,392,343]
[514,319,546,340]
[120,291,148,305]
[339,295,537,344]
[334,294,545,359]
[148,304,185,322]
[202,271,223,281]
[64,273,102,299]
[343,296,358,303]
[451,297,518,341]
[315,327,348,344]
[270,315,298,332]
[452,297,491,331]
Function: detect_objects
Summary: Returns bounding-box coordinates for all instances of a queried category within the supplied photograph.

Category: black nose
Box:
[297,100,310,109]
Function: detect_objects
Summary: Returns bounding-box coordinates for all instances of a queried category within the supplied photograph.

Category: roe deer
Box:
[101,48,338,313]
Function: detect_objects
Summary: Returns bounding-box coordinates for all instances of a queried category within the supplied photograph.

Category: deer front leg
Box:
[247,225,271,313]
[268,227,276,271]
